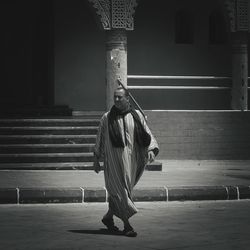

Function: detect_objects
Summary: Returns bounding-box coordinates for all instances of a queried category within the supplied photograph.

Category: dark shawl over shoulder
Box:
[108,105,151,148]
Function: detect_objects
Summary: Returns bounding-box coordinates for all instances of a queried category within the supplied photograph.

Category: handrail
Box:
[127,75,250,90]
[117,79,147,120]
[128,75,232,80]
[128,86,231,90]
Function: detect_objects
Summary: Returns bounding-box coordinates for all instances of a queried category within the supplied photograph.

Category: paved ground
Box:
[1,160,250,204]
[1,160,250,188]
[0,200,250,250]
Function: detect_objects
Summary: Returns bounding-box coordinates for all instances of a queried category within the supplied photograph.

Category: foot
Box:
[123,226,137,237]
[101,217,119,232]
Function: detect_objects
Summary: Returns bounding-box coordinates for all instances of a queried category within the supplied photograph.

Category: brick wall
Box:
[146,111,250,160]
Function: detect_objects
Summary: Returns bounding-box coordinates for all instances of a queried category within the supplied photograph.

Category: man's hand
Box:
[148,150,155,163]
[93,160,101,173]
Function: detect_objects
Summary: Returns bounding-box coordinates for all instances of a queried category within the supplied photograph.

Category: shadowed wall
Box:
[0,0,249,111]
[54,0,235,110]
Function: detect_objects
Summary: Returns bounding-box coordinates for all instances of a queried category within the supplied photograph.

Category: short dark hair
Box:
[115,87,129,97]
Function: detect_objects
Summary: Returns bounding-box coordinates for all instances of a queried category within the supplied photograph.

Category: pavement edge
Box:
[0,185,250,204]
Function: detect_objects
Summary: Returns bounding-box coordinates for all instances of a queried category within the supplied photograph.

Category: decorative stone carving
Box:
[224,0,249,32]
[126,0,138,30]
[88,0,138,30]
[88,0,111,30]
[236,0,248,31]
[111,0,127,29]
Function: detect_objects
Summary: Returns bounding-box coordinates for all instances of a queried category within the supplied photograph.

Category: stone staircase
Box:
[0,114,161,170]
[0,116,99,170]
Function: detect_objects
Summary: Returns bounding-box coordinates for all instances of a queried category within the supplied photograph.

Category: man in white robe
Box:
[94,87,159,237]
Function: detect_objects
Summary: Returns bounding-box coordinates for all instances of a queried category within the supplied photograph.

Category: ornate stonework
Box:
[88,0,138,30]
[111,0,126,28]
[88,0,111,30]
[224,0,249,32]
[236,0,248,31]
[126,0,138,30]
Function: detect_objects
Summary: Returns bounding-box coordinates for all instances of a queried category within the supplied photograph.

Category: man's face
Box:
[114,89,129,110]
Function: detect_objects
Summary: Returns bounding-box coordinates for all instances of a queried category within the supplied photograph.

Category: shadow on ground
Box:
[68,229,124,236]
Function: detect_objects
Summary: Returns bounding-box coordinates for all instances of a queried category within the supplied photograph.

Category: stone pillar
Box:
[88,0,138,110]
[105,29,127,110]
[231,32,248,110]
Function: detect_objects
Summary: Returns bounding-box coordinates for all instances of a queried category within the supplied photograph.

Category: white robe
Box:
[94,110,159,220]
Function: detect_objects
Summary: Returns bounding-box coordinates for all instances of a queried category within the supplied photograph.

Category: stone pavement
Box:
[0,200,250,250]
[0,160,250,204]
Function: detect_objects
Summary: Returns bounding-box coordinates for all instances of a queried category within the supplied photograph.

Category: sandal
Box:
[123,226,137,237]
[101,217,119,231]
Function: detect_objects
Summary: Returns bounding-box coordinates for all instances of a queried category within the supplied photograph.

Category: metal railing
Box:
[127,75,250,90]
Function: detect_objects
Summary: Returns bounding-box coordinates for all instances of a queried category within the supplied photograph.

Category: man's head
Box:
[114,87,129,111]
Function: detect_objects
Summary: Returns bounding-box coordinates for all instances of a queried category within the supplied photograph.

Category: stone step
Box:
[0,162,97,170]
[0,152,94,163]
[0,161,162,171]
[2,126,250,138]
[72,111,103,117]
[0,105,73,117]
[0,114,162,171]
[0,144,94,153]
[0,118,100,127]
[0,135,96,144]
[0,126,98,135]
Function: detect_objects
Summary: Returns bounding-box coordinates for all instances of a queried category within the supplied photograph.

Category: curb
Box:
[0,185,250,204]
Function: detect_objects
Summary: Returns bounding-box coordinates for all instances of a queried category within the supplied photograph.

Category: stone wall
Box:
[146,111,250,159]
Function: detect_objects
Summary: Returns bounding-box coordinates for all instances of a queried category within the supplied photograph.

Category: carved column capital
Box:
[88,0,138,30]
[224,0,249,32]
[88,0,111,30]
[111,0,138,30]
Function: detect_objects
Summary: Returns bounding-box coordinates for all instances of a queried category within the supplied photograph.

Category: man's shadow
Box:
[68,228,124,236]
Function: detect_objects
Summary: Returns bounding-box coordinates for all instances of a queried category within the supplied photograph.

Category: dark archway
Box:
[0,0,55,112]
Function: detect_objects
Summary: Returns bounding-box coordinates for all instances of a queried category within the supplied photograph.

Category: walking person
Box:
[93,87,159,237]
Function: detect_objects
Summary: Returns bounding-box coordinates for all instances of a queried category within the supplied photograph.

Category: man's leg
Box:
[101,208,119,231]
[122,218,137,237]
[103,208,113,220]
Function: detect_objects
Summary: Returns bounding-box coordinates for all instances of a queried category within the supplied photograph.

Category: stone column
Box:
[231,32,248,110]
[105,29,127,110]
